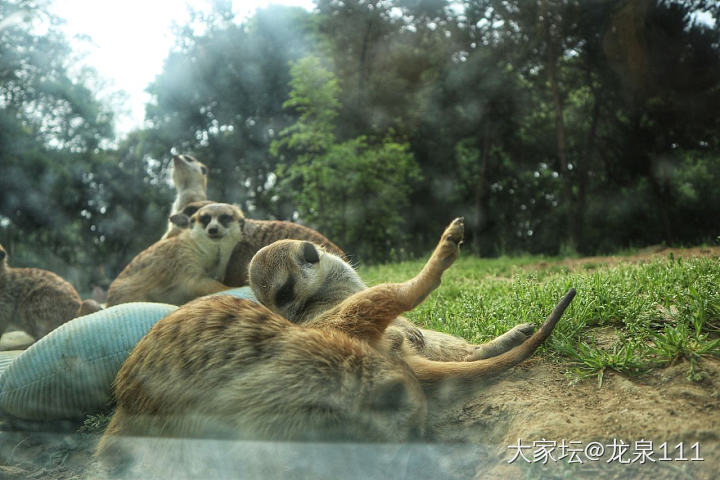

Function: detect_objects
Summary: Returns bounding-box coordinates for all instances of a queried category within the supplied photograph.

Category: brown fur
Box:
[168,200,347,286]
[0,244,83,339]
[96,218,575,474]
[225,218,346,286]
[106,203,244,306]
[162,154,209,240]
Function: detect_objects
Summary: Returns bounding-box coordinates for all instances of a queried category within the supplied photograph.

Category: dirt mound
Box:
[430,357,720,479]
[534,245,720,272]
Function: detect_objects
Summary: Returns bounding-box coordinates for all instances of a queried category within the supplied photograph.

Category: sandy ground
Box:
[532,245,720,271]
[1,246,718,479]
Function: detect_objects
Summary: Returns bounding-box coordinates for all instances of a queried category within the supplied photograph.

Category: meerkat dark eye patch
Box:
[275,276,295,307]
[302,242,319,264]
[218,214,233,227]
[199,214,211,227]
[183,205,201,216]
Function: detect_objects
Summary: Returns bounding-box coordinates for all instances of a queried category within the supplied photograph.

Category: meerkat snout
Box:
[171,154,208,188]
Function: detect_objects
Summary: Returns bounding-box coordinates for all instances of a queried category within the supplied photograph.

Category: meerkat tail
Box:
[406,288,576,385]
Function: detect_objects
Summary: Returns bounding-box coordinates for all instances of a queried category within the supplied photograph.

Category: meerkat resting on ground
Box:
[0,244,94,342]
[167,200,347,287]
[96,218,575,475]
[249,232,536,362]
[106,203,244,306]
[161,154,209,240]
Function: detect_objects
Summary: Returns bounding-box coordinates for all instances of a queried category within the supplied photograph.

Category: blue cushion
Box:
[0,287,257,420]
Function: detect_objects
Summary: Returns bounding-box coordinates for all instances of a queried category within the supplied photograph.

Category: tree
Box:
[145,4,316,219]
[0,0,115,291]
[271,56,421,262]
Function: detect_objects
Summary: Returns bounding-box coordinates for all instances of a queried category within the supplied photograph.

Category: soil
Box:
[1,247,718,479]
[531,245,720,272]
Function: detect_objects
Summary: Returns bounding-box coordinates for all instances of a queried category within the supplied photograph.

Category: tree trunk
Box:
[574,78,601,252]
[647,168,674,244]
[473,122,491,253]
[542,0,575,250]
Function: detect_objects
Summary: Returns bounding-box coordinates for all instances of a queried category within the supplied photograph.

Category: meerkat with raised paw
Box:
[96,218,575,475]
[161,154,209,240]
[0,244,85,341]
[107,203,244,306]
[249,232,536,362]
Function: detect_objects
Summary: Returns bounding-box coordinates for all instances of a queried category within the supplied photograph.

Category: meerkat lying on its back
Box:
[0,244,85,341]
[170,200,347,287]
[249,234,535,362]
[96,218,574,475]
[106,203,244,306]
[161,154,209,240]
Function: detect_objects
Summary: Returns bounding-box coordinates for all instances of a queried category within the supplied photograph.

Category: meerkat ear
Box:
[169,213,191,228]
[0,249,6,261]
[302,242,320,264]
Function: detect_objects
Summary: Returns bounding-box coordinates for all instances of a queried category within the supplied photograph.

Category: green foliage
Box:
[1,0,719,292]
[272,57,422,262]
[145,4,316,218]
[0,0,116,291]
[271,56,341,154]
[360,253,720,384]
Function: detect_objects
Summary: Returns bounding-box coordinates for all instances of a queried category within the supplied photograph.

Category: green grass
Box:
[358,253,720,384]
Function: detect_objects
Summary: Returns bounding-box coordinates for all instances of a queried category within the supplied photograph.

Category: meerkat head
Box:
[170,203,245,243]
[248,239,365,323]
[171,154,208,191]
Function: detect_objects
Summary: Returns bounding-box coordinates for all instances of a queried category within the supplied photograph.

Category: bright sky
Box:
[49,0,314,140]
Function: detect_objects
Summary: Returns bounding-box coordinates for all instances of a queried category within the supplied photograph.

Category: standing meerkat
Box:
[0,244,85,341]
[161,154,209,240]
[106,203,244,306]
[96,218,575,475]
[167,200,347,286]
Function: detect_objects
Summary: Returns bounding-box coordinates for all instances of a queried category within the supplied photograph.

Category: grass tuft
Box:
[359,253,720,384]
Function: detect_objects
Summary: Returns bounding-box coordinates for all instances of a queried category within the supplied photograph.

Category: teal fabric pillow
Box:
[0,287,257,421]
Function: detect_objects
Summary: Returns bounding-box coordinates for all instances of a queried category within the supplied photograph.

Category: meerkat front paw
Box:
[434,217,464,269]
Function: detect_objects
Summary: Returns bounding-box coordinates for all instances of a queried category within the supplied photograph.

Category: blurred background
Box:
[0,0,718,295]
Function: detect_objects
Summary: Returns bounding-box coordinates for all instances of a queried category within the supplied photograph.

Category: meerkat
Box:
[248,237,535,362]
[0,244,85,341]
[224,216,347,287]
[161,154,209,240]
[96,218,575,474]
[106,203,244,306]
[167,200,347,287]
